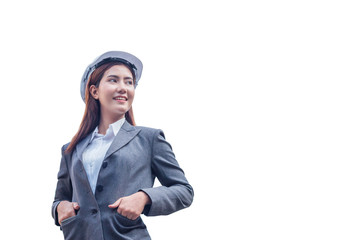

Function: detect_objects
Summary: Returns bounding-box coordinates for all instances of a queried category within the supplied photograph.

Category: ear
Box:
[89,85,99,100]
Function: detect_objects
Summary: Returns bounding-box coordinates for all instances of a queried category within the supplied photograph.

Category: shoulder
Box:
[61,142,71,156]
[62,142,71,150]
[135,126,173,152]
[134,125,165,139]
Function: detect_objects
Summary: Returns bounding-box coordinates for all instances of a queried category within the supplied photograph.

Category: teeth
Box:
[115,97,126,100]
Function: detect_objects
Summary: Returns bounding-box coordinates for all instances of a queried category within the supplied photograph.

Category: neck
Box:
[98,112,125,135]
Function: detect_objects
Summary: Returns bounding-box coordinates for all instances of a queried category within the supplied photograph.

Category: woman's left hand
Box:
[108,191,151,220]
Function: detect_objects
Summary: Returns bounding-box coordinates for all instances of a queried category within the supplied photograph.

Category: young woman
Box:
[52,51,194,240]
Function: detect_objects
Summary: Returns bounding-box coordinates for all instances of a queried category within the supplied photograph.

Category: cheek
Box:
[99,85,114,98]
[98,91,111,102]
[128,90,135,102]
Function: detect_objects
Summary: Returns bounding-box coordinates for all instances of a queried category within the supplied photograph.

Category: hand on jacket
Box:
[108,191,151,220]
[57,201,80,225]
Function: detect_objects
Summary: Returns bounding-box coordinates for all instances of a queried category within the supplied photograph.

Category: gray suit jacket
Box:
[52,121,194,240]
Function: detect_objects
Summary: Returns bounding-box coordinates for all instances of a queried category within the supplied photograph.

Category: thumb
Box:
[108,198,122,209]
[72,202,80,210]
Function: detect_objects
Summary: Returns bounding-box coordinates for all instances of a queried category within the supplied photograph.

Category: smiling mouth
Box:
[113,96,128,101]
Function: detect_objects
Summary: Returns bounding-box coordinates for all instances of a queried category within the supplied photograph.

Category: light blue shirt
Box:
[81,118,125,194]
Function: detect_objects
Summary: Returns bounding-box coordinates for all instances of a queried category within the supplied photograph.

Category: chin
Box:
[112,109,128,117]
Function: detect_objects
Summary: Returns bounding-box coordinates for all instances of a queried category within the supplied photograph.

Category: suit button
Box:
[96,185,103,192]
[102,162,108,168]
[91,209,98,214]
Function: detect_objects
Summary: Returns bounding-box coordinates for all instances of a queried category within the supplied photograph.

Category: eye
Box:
[109,79,117,83]
[126,80,134,85]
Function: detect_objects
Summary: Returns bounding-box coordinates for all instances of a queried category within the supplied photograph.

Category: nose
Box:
[116,81,127,93]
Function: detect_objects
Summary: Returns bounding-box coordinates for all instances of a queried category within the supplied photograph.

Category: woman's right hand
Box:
[57,200,80,225]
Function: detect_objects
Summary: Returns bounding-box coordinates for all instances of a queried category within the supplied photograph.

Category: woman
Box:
[52,51,194,240]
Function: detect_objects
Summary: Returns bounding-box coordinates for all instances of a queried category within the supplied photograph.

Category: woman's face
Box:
[91,64,135,119]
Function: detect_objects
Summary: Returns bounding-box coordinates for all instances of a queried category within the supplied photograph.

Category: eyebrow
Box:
[107,74,133,80]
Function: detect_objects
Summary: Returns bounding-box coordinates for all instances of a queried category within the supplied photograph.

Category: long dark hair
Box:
[65,62,136,153]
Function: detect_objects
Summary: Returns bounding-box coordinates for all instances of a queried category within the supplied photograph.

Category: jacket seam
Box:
[150,129,161,166]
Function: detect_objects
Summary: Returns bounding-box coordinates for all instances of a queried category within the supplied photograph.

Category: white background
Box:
[0,0,342,239]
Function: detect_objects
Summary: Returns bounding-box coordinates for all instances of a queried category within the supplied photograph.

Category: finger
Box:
[108,198,122,208]
[72,202,80,210]
[128,214,137,220]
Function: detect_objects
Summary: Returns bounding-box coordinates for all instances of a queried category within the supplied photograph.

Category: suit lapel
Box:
[75,133,93,161]
[104,120,141,159]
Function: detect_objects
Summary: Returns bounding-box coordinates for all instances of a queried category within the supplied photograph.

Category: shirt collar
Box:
[90,118,126,142]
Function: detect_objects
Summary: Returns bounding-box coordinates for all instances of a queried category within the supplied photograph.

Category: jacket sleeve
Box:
[140,130,194,216]
[51,144,73,226]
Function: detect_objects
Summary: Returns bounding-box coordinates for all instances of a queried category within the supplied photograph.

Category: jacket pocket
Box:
[61,214,81,240]
[61,214,78,226]
[113,211,146,234]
